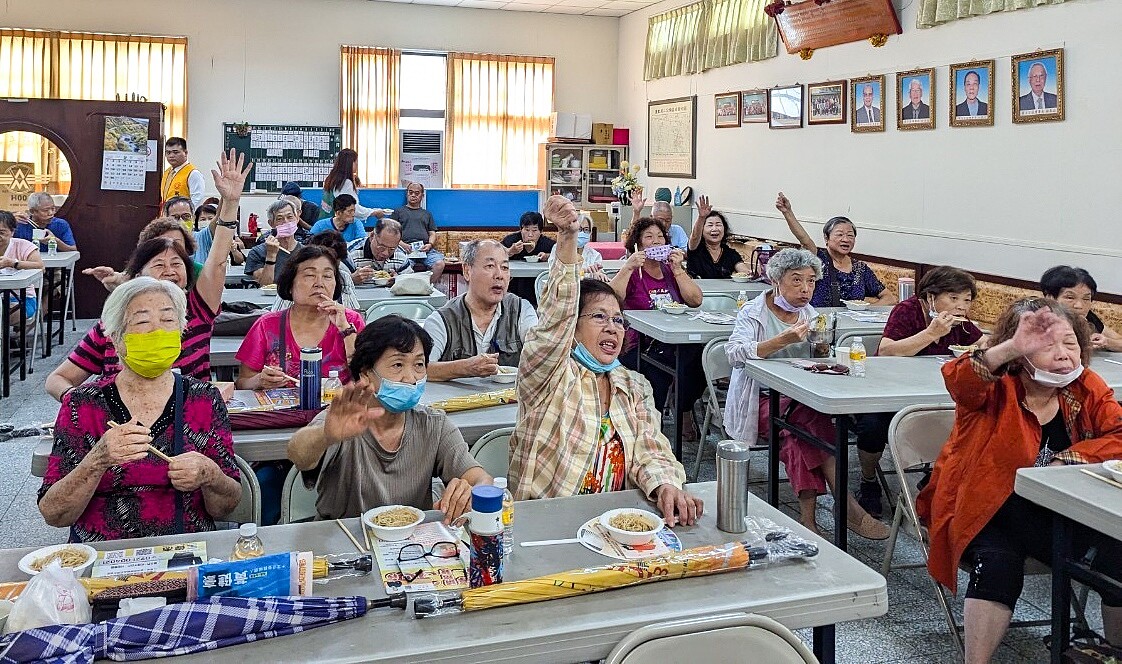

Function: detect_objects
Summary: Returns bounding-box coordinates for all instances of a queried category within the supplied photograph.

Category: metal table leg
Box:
[17,289,28,381]
[767,389,781,506]
[1050,515,1073,664]
[813,624,835,664]
[833,417,850,552]
[43,267,56,357]
[1,288,10,397]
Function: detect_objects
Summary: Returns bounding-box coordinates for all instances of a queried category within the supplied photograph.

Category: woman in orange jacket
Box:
[917,298,1122,663]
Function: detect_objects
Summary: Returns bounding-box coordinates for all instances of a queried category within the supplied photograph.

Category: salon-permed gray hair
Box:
[461,239,505,266]
[765,247,823,284]
[101,276,187,349]
[266,198,298,224]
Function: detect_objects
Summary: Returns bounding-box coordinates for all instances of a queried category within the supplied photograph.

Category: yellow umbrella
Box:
[429,388,516,413]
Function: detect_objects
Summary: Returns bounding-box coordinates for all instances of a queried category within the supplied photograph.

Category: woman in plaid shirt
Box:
[508,196,702,526]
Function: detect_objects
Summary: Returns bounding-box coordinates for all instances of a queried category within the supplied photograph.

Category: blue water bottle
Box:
[467,485,505,588]
[299,347,322,410]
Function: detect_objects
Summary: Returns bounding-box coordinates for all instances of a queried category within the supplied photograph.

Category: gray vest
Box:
[437,293,524,367]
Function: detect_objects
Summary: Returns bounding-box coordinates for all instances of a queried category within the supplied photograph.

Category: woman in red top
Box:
[916,299,1122,663]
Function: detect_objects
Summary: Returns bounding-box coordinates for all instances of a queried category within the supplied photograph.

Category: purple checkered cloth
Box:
[0,596,367,663]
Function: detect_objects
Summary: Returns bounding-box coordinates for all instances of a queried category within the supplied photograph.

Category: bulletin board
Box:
[222,123,342,193]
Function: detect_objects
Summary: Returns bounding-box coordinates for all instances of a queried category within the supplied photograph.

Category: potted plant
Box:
[233,122,250,137]
[611,161,642,205]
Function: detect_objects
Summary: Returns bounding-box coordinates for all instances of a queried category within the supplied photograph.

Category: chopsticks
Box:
[335,519,366,553]
[1102,358,1122,367]
[108,421,174,463]
[1079,468,1122,490]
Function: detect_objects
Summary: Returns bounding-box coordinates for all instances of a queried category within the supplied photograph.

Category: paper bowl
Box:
[363,505,424,542]
[18,544,97,577]
[491,366,518,384]
[662,303,688,315]
[260,284,277,292]
[948,345,976,358]
[599,508,663,546]
[731,273,751,283]
[524,256,541,263]
[1104,459,1122,483]
[841,300,869,311]
[373,278,390,286]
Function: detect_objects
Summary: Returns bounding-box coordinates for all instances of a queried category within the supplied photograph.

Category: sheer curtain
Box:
[0,30,54,177]
[645,3,708,80]
[645,0,776,80]
[340,46,401,187]
[918,0,1074,28]
[445,53,554,188]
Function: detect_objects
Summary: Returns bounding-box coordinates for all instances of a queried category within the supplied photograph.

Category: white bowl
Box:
[363,505,424,542]
[373,278,390,286]
[1104,459,1122,484]
[599,508,663,546]
[523,256,540,263]
[948,345,976,358]
[18,544,97,577]
[260,284,277,292]
[841,300,869,311]
[731,273,751,283]
[491,366,517,384]
[662,303,688,315]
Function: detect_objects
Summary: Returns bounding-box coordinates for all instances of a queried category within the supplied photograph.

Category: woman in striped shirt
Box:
[45,150,252,401]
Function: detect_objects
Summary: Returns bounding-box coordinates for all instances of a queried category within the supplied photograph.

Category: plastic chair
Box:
[534,270,549,301]
[226,455,262,527]
[699,293,738,312]
[279,465,319,524]
[835,331,881,354]
[469,426,514,479]
[364,300,436,324]
[690,336,758,481]
[605,612,816,664]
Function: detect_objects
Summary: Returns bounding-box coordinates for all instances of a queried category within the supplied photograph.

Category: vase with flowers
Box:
[611,161,642,206]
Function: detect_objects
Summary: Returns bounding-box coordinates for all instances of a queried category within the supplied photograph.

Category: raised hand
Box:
[323,379,383,444]
[1011,308,1067,357]
[697,194,712,220]
[211,149,253,201]
[775,192,793,216]
[543,194,579,234]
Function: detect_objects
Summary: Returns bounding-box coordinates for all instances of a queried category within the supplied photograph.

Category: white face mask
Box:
[1025,359,1084,389]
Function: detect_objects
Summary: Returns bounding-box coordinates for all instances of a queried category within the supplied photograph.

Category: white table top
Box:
[4,482,881,663]
[209,337,243,367]
[624,309,737,345]
[224,265,247,287]
[0,268,41,289]
[40,251,81,269]
[220,286,448,310]
[507,259,626,278]
[697,279,770,296]
[1015,465,1122,541]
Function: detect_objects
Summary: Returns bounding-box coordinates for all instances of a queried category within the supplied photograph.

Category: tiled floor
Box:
[0,319,1105,662]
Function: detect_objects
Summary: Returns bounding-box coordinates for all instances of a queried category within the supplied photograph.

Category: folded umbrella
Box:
[429,388,516,413]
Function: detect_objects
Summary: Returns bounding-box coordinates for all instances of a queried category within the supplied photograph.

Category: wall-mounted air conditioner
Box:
[399,130,443,189]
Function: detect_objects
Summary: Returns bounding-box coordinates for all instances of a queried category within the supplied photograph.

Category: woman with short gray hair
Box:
[724,247,888,539]
[38,276,243,542]
[244,198,303,286]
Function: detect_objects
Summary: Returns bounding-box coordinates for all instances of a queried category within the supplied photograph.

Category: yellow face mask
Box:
[122,329,181,378]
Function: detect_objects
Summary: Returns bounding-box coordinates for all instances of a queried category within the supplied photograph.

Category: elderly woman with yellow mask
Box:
[38,277,243,542]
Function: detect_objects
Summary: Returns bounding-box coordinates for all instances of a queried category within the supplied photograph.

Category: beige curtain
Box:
[918,0,1075,28]
[645,3,708,80]
[340,46,401,187]
[0,31,55,182]
[446,53,554,189]
[702,0,777,70]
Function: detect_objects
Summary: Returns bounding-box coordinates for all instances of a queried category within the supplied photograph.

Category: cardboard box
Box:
[550,112,593,141]
[592,123,614,145]
[587,209,612,233]
[612,128,630,146]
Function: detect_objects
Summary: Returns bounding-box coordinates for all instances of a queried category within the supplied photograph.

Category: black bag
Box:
[212,301,267,336]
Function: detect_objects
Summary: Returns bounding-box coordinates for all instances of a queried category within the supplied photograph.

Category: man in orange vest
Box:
[160,137,205,210]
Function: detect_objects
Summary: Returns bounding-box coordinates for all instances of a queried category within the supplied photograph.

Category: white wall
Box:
[2,0,619,218]
[617,0,1122,292]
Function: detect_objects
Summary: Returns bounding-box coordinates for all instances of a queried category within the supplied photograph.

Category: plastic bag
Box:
[390,273,433,296]
[5,561,91,633]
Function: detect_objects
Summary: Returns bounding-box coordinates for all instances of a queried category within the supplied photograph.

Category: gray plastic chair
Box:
[534,270,550,301]
[835,330,882,354]
[605,612,816,664]
[690,335,748,481]
[364,300,436,324]
[226,455,262,526]
[699,293,738,312]
[279,465,319,524]
[469,426,514,479]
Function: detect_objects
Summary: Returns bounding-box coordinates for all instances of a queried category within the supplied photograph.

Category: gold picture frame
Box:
[850,75,886,133]
[897,68,935,131]
[949,60,995,127]
[1012,48,1064,124]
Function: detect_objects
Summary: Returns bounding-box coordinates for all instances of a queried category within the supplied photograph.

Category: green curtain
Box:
[645,3,707,80]
[645,0,776,80]
[918,0,1075,28]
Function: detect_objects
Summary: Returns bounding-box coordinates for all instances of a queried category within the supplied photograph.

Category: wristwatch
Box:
[264,259,277,265]
[340,325,357,338]
[217,219,239,229]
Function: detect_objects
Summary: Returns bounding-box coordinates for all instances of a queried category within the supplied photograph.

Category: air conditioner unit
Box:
[399,130,443,189]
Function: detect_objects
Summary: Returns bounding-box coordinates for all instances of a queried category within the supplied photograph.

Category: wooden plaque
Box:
[770,0,902,55]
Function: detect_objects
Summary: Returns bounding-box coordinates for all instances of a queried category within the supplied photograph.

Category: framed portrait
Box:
[850,75,885,133]
[1012,48,1064,123]
[807,81,846,125]
[768,85,804,129]
[647,96,697,179]
[715,92,741,128]
[949,60,995,127]
[897,68,935,130]
[741,89,768,124]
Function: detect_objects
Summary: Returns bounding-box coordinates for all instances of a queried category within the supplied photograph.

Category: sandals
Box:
[848,511,890,540]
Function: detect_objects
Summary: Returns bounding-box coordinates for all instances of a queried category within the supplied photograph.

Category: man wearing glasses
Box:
[162,196,195,229]
[360,219,413,276]
[15,192,77,252]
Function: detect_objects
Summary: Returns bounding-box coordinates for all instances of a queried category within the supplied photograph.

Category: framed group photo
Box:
[715,92,741,128]
[741,89,768,124]
[1012,48,1064,123]
[807,81,846,125]
[949,60,995,127]
[768,85,804,129]
[851,75,885,133]
[897,68,935,130]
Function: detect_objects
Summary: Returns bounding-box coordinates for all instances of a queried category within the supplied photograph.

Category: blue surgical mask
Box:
[571,342,620,374]
[576,231,591,249]
[376,374,427,413]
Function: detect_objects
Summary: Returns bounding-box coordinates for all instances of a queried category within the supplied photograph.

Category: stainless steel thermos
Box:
[716,440,752,533]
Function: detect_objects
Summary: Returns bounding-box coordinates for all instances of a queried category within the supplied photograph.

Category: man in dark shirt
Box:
[394,182,445,285]
[501,211,555,261]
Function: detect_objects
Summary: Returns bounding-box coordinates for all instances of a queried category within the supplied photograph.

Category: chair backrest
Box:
[534,270,549,301]
[279,465,319,524]
[605,613,816,664]
[836,331,882,354]
[226,455,262,526]
[701,336,732,414]
[364,300,437,324]
[469,426,514,478]
[887,404,955,547]
[699,294,738,312]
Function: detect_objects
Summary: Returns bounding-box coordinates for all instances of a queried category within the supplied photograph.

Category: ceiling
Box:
[370,0,660,17]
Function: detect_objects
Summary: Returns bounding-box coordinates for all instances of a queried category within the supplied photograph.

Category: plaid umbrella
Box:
[0,596,368,663]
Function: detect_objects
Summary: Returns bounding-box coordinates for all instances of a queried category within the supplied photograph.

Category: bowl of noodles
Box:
[598,508,663,546]
[363,505,424,541]
[18,544,97,576]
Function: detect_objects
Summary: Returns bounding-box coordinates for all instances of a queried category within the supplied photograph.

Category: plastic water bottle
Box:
[849,337,867,378]
[493,477,514,560]
[673,186,682,206]
[47,236,57,256]
[230,523,265,560]
[736,290,748,309]
[322,370,341,404]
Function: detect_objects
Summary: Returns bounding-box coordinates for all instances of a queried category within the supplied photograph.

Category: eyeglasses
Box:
[578,312,630,330]
[170,212,193,222]
[396,541,460,583]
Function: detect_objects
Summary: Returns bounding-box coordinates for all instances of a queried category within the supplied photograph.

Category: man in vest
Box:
[160,137,205,210]
[422,239,539,381]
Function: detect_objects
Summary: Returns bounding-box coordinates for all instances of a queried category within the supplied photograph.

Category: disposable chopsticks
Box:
[336,519,365,553]
[1079,467,1122,491]
[108,420,174,463]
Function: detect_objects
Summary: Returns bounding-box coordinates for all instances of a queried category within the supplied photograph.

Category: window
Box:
[400,52,446,132]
